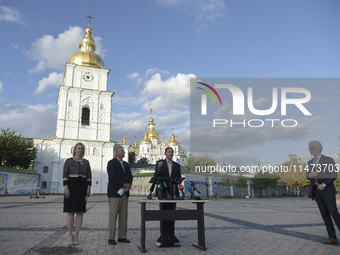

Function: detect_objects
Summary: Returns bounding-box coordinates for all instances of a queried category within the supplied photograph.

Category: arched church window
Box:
[43,166,48,173]
[81,107,90,125]
[93,148,97,155]
[42,181,47,189]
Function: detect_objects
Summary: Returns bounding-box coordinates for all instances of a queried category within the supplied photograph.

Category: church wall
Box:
[96,92,113,141]
[56,89,113,141]
[34,139,117,194]
[33,24,119,195]
[33,139,59,193]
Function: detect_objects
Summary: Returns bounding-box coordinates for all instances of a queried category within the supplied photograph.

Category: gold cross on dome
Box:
[150,108,154,115]
[86,14,94,24]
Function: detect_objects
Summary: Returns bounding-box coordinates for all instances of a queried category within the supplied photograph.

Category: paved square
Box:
[0,195,339,254]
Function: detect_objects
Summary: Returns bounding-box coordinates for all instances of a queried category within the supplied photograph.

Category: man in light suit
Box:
[306,140,340,245]
[107,145,133,245]
[154,147,181,245]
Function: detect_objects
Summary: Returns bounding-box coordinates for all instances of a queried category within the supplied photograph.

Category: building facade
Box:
[33,22,128,194]
[129,116,187,165]
[33,21,186,194]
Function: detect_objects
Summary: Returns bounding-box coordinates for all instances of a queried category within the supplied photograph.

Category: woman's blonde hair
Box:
[73,143,85,157]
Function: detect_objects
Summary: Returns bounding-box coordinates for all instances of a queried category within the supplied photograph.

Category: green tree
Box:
[137,157,149,164]
[235,177,248,197]
[186,154,216,172]
[279,154,309,195]
[222,176,234,195]
[128,151,136,163]
[334,178,340,191]
[204,177,211,198]
[0,128,37,169]
[222,176,234,187]
[235,177,248,188]
[252,171,279,196]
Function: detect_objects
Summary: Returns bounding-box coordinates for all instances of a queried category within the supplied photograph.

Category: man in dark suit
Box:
[107,145,133,245]
[306,140,340,245]
[154,147,181,245]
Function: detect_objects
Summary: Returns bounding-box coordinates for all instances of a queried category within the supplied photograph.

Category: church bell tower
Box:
[56,20,113,141]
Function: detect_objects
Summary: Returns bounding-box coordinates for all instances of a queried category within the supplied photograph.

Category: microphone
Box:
[193,186,201,194]
[148,162,162,197]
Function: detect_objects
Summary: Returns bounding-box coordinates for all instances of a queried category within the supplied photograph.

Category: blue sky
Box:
[0,0,339,166]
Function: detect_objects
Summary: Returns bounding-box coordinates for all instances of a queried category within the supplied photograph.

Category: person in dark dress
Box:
[63,143,92,245]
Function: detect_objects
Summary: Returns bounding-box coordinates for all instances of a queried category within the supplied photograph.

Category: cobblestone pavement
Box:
[0,195,339,255]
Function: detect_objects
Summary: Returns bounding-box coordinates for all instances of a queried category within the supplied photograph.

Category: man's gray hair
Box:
[309,140,323,152]
[114,145,124,155]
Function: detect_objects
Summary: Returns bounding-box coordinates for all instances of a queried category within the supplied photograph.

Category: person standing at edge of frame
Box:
[107,145,133,245]
[306,140,340,245]
[63,142,92,245]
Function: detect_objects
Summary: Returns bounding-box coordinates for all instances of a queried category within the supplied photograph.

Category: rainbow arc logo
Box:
[196,82,222,115]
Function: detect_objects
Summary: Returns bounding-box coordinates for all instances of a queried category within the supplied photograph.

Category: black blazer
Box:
[107,158,133,197]
[306,155,337,194]
[154,159,181,197]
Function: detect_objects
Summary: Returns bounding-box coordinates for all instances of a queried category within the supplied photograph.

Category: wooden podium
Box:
[138,199,208,252]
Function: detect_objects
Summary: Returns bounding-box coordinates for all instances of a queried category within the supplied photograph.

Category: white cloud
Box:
[215,154,264,167]
[190,116,323,157]
[26,26,83,73]
[0,81,3,92]
[110,109,190,152]
[126,72,144,86]
[145,68,170,78]
[154,0,226,32]
[0,5,25,25]
[127,72,140,80]
[110,70,195,152]
[26,26,106,73]
[34,72,64,94]
[117,70,196,113]
[0,100,57,138]
[141,72,196,111]
[93,36,106,57]
[110,111,149,143]
[10,43,19,49]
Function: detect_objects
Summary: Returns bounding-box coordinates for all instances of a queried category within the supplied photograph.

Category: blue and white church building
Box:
[33,22,124,194]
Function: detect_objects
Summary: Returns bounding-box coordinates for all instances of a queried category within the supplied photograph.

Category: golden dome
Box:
[140,132,151,145]
[131,140,140,153]
[69,23,104,68]
[147,117,159,139]
[167,133,179,146]
[122,136,127,145]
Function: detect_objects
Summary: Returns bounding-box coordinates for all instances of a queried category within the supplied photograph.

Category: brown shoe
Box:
[323,238,338,245]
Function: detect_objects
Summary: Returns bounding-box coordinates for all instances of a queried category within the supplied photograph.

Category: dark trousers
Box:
[160,202,176,245]
[315,189,340,238]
